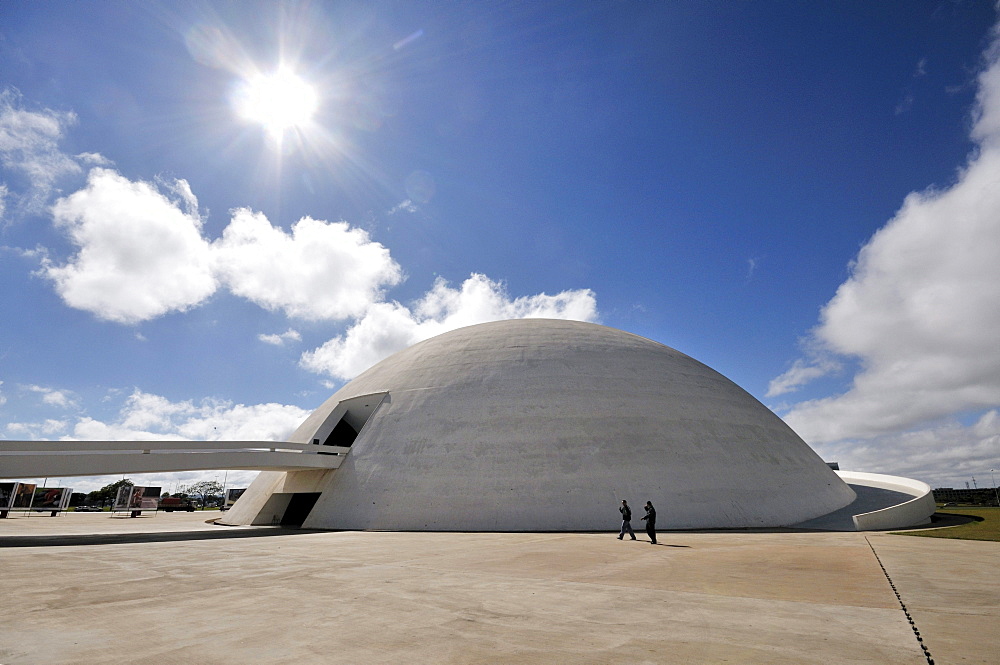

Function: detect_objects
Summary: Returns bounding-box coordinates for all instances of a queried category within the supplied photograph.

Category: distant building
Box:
[933,487,999,505]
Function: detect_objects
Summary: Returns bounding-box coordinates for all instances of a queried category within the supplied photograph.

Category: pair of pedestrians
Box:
[618,499,656,544]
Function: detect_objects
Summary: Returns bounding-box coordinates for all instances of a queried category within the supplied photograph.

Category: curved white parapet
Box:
[836,471,936,531]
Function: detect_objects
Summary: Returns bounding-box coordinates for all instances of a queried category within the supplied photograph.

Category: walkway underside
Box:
[0,440,346,477]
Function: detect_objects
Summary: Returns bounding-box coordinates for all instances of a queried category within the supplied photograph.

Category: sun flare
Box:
[234,68,318,138]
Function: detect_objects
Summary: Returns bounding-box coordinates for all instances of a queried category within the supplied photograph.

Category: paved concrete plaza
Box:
[0,512,997,664]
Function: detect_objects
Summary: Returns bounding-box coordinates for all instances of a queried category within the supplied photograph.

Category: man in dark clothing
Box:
[618,499,636,540]
[641,501,657,544]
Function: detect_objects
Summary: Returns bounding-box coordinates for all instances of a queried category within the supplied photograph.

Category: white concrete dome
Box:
[224,319,856,530]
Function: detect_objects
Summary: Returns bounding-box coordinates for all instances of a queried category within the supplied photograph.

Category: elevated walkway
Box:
[0,439,347,477]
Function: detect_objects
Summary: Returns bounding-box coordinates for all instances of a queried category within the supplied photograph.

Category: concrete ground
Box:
[0,512,996,664]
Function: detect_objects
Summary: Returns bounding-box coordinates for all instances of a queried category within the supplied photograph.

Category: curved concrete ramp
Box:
[793,471,935,531]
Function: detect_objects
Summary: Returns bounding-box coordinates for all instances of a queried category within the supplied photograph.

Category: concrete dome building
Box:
[222,319,868,531]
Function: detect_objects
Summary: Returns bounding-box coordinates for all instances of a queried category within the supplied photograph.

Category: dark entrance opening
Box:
[311,392,388,452]
[281,493,321,527]
[323,417,359,448]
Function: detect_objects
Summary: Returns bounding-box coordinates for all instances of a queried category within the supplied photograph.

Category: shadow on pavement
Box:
[0,527,324,548]
[891,511,983,532]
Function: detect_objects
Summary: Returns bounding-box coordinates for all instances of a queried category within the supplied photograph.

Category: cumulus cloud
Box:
[0,88,83,217]
[34,168,405,325]
[22,384,79,410]
[258,329,302,346]
[301,273,599,380]
[33,168,589,360]
[775,25,1000,482]
[812,411,1000,489]
[63,389,310,442]
[2,389,310,493]
[42,168,217,324]
[213,209,402,320]
[766,356,841,398]
[3,92,596,363]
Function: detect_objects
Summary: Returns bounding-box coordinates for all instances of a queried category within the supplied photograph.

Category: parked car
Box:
[74,505,103,512]
[159,497,196,512]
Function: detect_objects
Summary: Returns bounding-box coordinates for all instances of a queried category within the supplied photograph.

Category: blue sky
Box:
[2,1,999,494]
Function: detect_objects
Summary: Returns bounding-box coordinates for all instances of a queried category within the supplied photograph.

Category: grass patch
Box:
[895,507,1000,542]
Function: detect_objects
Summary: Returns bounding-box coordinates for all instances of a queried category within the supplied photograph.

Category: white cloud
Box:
[75,152,112,167]
[782,137,1000,441]
[300,301,428,380]
[21,384,78,410]
[301,273,598,380]
[4,96,594,381]
[213,209,403,320]
[42,168,217,324]
[258,328,302,346]
[766,356,841,398]
[6,417,71,436]
[0,88,83,216]
[388,199,417,215]
[2,390,310,494]
[63,389,310,442]
[972,25,1000,146]
[814,411,1000,489]
[774,26,1000,482]
[4,386,309,441]
[36,171,402,324]
[894,92,915,116]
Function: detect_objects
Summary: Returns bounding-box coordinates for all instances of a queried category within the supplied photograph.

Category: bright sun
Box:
[234,68,318,138]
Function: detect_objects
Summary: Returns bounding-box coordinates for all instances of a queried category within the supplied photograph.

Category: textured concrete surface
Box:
[0,512,995,664]
[866,533,1000,665]
[226,319,855,531]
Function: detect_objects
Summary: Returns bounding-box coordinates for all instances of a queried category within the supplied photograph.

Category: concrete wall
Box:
[223,469,333,526]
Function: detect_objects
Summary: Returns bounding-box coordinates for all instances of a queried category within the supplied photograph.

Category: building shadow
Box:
[891,511,983,531]
[0,527,322,548]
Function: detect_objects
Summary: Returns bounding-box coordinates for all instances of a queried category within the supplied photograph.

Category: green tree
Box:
[178,480,224,508]
[87,478,133,508]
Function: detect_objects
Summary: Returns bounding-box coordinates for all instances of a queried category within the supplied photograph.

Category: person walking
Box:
[641,500,657,544]
[618,499,636,540]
